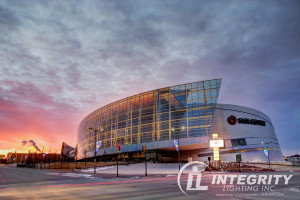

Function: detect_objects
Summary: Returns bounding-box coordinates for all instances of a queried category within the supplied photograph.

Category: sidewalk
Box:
[81,162,181,175]
[79,162,300,178]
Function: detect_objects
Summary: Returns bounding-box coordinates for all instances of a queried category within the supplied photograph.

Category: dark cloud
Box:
[0,0,299,154]
[0,5,19,31]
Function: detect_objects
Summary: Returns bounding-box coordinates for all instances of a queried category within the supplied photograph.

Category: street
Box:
[0,165,299,200]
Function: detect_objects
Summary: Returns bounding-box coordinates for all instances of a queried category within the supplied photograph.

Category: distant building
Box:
[61,142,76,158]
[61,142,76,161]
[0,154,5,163]
[76,79,283,162]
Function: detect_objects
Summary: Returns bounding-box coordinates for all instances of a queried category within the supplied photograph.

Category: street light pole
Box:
[173,128,181,171]
[262,141,273,169]
[89,128,98,174]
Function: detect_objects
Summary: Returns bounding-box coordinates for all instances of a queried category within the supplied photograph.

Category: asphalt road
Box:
[0,165,299,200]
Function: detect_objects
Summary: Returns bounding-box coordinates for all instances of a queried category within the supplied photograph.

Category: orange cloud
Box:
[0,81,83,155]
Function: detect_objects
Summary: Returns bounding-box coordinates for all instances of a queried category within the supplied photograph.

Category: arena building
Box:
[77,79,283,163]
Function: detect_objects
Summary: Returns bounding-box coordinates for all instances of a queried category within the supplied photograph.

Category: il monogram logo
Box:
[177,161,210,196]
[186,173,208,191]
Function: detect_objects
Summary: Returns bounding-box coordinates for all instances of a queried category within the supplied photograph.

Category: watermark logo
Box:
[177,161,294,197]
[177,161,210,196]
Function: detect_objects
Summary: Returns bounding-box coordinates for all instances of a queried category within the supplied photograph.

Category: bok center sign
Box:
[210,139,224,147]
[227,115,266,126]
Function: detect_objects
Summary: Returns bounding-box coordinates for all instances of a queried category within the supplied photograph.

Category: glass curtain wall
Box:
[77,79,221,158]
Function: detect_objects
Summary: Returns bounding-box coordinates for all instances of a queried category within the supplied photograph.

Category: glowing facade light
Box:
[211,133,222,161]
[264,149,269,157]
[213,148,220,160]
[173,140,179,151]
[96,141,102,152]
[209,140,224,147]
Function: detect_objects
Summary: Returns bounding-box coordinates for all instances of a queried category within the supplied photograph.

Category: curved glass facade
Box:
[77,79,221,159]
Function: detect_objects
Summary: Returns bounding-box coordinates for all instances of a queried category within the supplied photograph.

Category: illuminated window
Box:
[77,79,222,159]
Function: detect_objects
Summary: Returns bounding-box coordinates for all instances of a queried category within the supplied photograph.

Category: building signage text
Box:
[227,115,266,126]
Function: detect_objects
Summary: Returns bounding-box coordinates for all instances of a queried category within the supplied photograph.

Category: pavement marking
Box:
[129,176,141,179]
[289,186,300,193]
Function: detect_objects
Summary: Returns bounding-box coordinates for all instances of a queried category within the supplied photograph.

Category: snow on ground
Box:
[81,166,114,172]
[47,172,95,178]
[81,162,182,175]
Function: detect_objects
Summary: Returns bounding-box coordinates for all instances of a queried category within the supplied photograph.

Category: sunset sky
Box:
[0,0,299,156]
